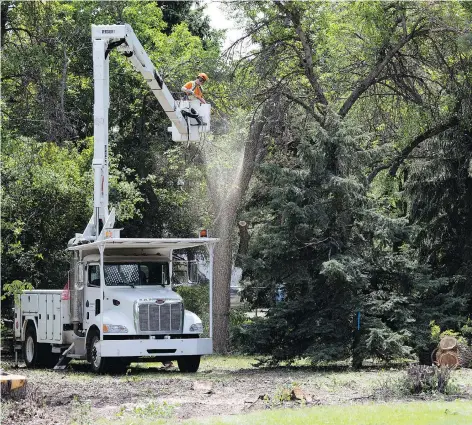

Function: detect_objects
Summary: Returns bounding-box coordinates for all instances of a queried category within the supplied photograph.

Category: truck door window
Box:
[88,265,100,287]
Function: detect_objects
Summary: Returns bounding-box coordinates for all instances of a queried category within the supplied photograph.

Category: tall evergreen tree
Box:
[232,1,471,365]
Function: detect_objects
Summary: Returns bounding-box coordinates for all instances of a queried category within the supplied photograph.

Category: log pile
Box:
[434,336,472,368]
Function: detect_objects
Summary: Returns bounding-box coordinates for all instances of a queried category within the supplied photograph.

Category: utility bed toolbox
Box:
[20,294,39,313]
[18,290,70,343]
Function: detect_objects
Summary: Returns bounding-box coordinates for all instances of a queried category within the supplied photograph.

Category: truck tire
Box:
[87,331,111,374]
[23,324,40,368]
[177,355,201,373]
[23,324,59,368]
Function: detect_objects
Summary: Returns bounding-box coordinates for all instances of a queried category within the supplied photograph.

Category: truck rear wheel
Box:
[23,324,59,368]
[177,355,201,373]
[23,324,40,368]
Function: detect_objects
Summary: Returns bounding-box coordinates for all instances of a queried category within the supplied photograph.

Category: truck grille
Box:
[138,302,183,333]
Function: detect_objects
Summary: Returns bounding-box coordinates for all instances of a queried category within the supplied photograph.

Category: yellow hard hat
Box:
[198,73,209,82]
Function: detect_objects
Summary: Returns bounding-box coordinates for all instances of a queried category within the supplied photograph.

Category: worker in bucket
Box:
[181,73,208,104]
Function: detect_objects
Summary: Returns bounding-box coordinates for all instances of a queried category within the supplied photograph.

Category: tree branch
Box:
[4,26,35,40]
[367,114,460,183]
[388,115,459,177]
[275,1,328,106]
[223,20,269,58]
[339,18,428,118]
[280,91,323,123]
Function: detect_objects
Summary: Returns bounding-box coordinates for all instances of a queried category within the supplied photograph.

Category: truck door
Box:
[38,294,47,340]
[46,294,54,340]
[84,264,101,328]
[53,293,62,341]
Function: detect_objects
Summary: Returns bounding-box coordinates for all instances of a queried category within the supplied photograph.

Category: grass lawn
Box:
[97,400,472,425]
[182,401,472,425]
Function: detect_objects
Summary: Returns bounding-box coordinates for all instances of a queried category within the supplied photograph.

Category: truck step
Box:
[52,345,69,354]
[53,356,72,371]
[66,354,84,359]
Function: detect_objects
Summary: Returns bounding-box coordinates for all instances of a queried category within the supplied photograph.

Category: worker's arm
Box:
[181,84,207,104]
[181,84,193,95]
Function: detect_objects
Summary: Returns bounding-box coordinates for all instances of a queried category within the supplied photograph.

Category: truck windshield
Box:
[102,262,169,287]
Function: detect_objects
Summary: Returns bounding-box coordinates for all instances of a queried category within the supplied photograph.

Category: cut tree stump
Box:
[0,370,27,399]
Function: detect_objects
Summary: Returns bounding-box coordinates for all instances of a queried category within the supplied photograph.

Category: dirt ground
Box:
[2,356,472,425]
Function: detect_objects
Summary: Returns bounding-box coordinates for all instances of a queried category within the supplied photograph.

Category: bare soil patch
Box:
[2,357,471,424]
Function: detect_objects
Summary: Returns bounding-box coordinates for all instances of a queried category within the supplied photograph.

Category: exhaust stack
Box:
[69,252,84,335]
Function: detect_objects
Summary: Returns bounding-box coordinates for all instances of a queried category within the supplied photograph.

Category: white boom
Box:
[72,24,211,246]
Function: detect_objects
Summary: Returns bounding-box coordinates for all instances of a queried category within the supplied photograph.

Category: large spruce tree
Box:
[233,1,471,365]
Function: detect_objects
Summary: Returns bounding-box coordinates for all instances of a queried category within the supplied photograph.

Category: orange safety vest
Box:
[183,81,204,99]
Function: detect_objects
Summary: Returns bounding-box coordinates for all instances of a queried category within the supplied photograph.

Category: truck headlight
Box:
[189,323,203,333]
[103,324,128,333]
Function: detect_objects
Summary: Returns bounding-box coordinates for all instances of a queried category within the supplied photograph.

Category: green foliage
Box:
[239,115,421,365]
[130,401,176,419]
[460,319,472,345]
[233,0,471,366]
[1,280,33,303]
[175,283,209,318]
[430,320,471,346]
[1,136,91,288]
[430,321,442,344]
[70,395,92,425]
[175,283,209,336]
[1,136,142,289]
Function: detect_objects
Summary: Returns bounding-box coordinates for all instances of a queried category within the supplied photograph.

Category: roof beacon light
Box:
[199,229,208,238]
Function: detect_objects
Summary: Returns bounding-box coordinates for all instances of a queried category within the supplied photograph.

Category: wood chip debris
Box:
[192,381,214,394]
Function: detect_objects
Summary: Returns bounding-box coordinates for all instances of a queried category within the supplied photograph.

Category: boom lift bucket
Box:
[91,24,211,143]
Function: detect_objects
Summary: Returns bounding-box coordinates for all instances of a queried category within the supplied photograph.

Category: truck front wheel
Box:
[88,332,109,374]
[177,355,201,373]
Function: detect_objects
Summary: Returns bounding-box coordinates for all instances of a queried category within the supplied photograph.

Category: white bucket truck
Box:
[14,24,216,373]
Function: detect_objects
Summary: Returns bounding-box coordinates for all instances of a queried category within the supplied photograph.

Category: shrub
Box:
[175,283,210,337]
[403,365,456,394]
[175,283,209,318]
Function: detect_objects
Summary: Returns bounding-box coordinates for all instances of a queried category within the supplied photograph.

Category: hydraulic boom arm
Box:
[92,24,210,141]
[69,24,210,247]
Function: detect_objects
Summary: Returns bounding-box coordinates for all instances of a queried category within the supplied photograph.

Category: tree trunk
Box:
[235,221,250,268]
[1,2,10,48]
[212,216,234,353]
[210,179,242,353]
[207,105,270,353]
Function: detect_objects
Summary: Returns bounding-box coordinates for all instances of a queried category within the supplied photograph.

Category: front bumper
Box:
[97,337,212,357]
